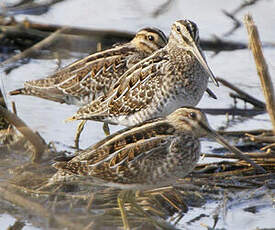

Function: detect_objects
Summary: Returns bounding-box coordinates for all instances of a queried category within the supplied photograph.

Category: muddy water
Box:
[1,0,275,229]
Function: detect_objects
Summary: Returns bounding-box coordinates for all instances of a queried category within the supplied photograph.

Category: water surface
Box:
[1,0,275,229]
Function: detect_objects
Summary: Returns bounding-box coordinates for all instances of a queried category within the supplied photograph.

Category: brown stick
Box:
[202,108,264,116]
[202,152,274,159]
[217,77,266,109]
[0,105,47,162]
[0,26,68,67]
[245,133,275,143]
[24,19,133,38]
[229,92,265,109]
[0,19,250,54]
[261,143,275,151]
[218,129,272,137]
[21,19,249,52]
[244,15,275,134]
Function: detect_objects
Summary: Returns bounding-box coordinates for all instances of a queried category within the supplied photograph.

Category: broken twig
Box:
[217,77,266,109]
[0,105,47,162]
[244,14,275,135]
[1,26,68,67]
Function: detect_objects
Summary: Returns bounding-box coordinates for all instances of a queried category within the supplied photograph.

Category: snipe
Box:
[53,107,207,189]
[52,107,261,230]
[68,19,218,126]
[51,107,219,229]
[10,28,167,106]
[53,107,209,229]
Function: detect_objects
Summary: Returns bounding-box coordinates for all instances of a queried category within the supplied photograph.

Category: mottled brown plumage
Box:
[9,28,167,106]
[52,107,213,190]
[69,20,218,126]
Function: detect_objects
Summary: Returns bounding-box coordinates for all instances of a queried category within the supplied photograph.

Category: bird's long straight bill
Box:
[199,122,266,173]
[191,44,219,87]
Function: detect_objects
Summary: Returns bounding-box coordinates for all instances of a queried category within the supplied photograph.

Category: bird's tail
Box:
[9,88,26,96]
[9,87,66,104]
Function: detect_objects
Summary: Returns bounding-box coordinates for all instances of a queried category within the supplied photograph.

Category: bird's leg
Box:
[117,190,130,230]
[74,120,87,149]
[103,122,110,136]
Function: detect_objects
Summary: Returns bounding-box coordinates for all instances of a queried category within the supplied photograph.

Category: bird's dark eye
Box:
[148,35,154,41]
[189,112,196,119]
[176,26,181,33]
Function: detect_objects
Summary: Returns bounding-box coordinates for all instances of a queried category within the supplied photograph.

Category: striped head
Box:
[169,20,200,48]
[167,107,211,138]
[168,20,218,86]
[131,27,168,53]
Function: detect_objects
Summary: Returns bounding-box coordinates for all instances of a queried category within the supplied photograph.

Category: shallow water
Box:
[1,0,275,229]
